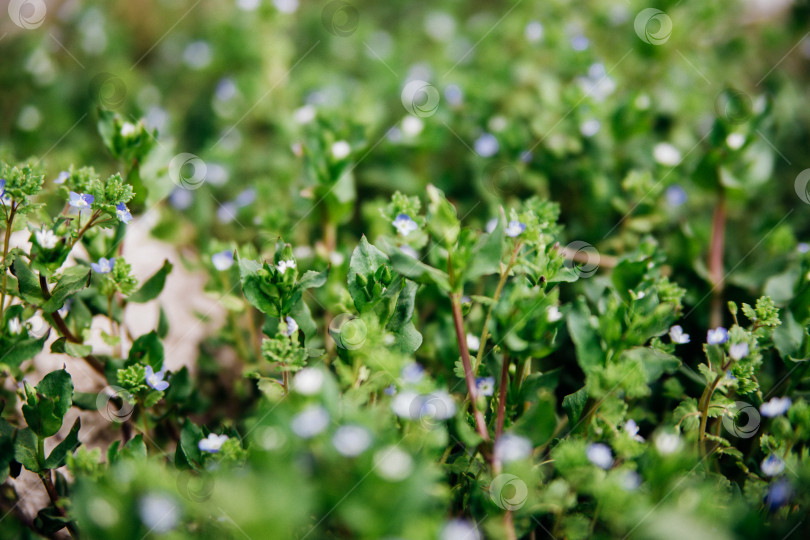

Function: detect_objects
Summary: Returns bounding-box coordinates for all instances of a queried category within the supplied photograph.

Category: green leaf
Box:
[388,251,451,292]
[566,298,603,375]
[610,259,648,302]
[513,393,557,446]
[13,428,40,472]
[621,347,681,383]
[127,331,164,370]
[463,218,504,282]
[41,267,91,313]
[562,387,588,425]
[0,334,48,369]
[238,257,278,316]
[298,268,329,290]
[72,392,101,411]
[426,185,460,247]
[44,418,81,469]
[22,369,73,438]
[35,506,74,534]
[129,259,172,303]
[348,236,389,311]
[10,258,44,305]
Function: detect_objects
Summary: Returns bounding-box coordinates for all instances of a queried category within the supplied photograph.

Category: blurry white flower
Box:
[291,406,330,438]
[138,494,179,533]
[374,446,413,481]
[525,21,544,43]
[761,455,785,477]
[35,228,58,249]
[332,425,372,457]
[654,432,682,455]
[198,433,229,453]
[586,443,614,469]
[293,368,324,395]
[474,133,499,157]
[653,143,682,166]
[494,433,532,463]
[668,325,690,344]
[331,140,351,160]
[729,343,750,361]
[466,333,480,351]
[547,306,563,322]
[760,397,792,418]
[441,519,481,540]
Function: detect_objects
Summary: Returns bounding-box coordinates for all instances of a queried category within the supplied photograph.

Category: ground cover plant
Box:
[1,0,810,539]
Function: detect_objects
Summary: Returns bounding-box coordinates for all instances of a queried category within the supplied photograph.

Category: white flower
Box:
[331,140,351,160]
[726,133,745,150]
[586,443,614,469]
[505,220,526,237]
[441,519,481,540]
[392,214,418,236]
[494,433,533,463]
[277,259,296,273]
[654,432,682,455]
[391,390,421,419]
[26,313,48,338]
[283,316,298,336]
[729,343,749,361]
[707,327,729,345]
[466,333,480,351]
[525,21,544,43]
[291,406,330,438]
[211,250,234,271]
[198,433,229,453]
[546,306,563,322]
[580,119,601,137]
[293,368,324,395]
[475,377,494,397]
[35,228,59,249]
[418,391,456,420]
[293,105,316,124]
[138,494,179,533]
[120,122,137,137]
[401,115,424,137]
[8,318,22,335]
[374,446,413,481]
[761,455,785,477]
[668,325,690,344]
[760,396,792,418]
[401,362,424,383]
[653,143,682,166]
[624,420,645,442]
[332,425,372,457]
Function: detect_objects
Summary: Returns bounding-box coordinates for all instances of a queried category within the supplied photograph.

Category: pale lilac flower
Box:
[401,362,424,383]
[624,420,645,442]
[292,368,324,395]
[291,406,329,438]
[474,133,499,157]
[138,494,179,533]
[116,203,132,223]
[211,250,234,271]
[392,214,418,236]
[729,343,750,361]
[494,433,532,463]
[586,443,614,469]
[277,259,296,273]
[441,519,481,540]
[8,317,22,335]
[332,425,371,457]
[665,185,687,207]
[466,333,480,351]
[91,257,114,274]
[144,365,169,391]
[418,391,456,420]
[198,433,229,453]
[476,377,494,396]
[760,397,792,417]
[761,455,785,477]
[383,384,397,396]
[669,325,690,344]
[54,171,69,184]
[374,446,413,481]
[765,479,793,510]
[505,220,526,237]
[283,316,298,336]
[707,327,729,345]
[654,432,682,454]
[35,228,59,249]
[69,191,94,209]
[391,390,421,419]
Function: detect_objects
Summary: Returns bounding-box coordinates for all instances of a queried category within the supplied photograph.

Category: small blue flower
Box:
[401,362,424,384]
[764,478,792,511]
[729,342,749,361]
[144,365,169,392]
[668,325,690,344]
[91,257,115,274]
[116,203,133,223]
[392,214,418,236]
[69,191,94,209]
[0,178,5,197]
[384,384,397,396]
[283,316,298,336]
[665,185,687,207]
[505,220,526,237]
[475,376,495,397]
[54,171,69,184]
[760,396,792,418]
[624,419,645,442]
[211,250,234,271]
[707,327,728,345]
[198,433,229,453]
[474,133,499,157]
[761,455,785,477]
[586,443,614,469]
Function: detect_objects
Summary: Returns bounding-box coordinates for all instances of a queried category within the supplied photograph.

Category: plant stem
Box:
[39,273,106,375]
[0,202,16,322]
[474,241,521,374]
[39,471,79,538]
[449,293,490,442]
[709,189,726,329]
[495,354,510,440]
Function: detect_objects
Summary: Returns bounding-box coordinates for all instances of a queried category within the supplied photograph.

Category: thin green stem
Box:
[474,241,521,374]
[0,202,16,322]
